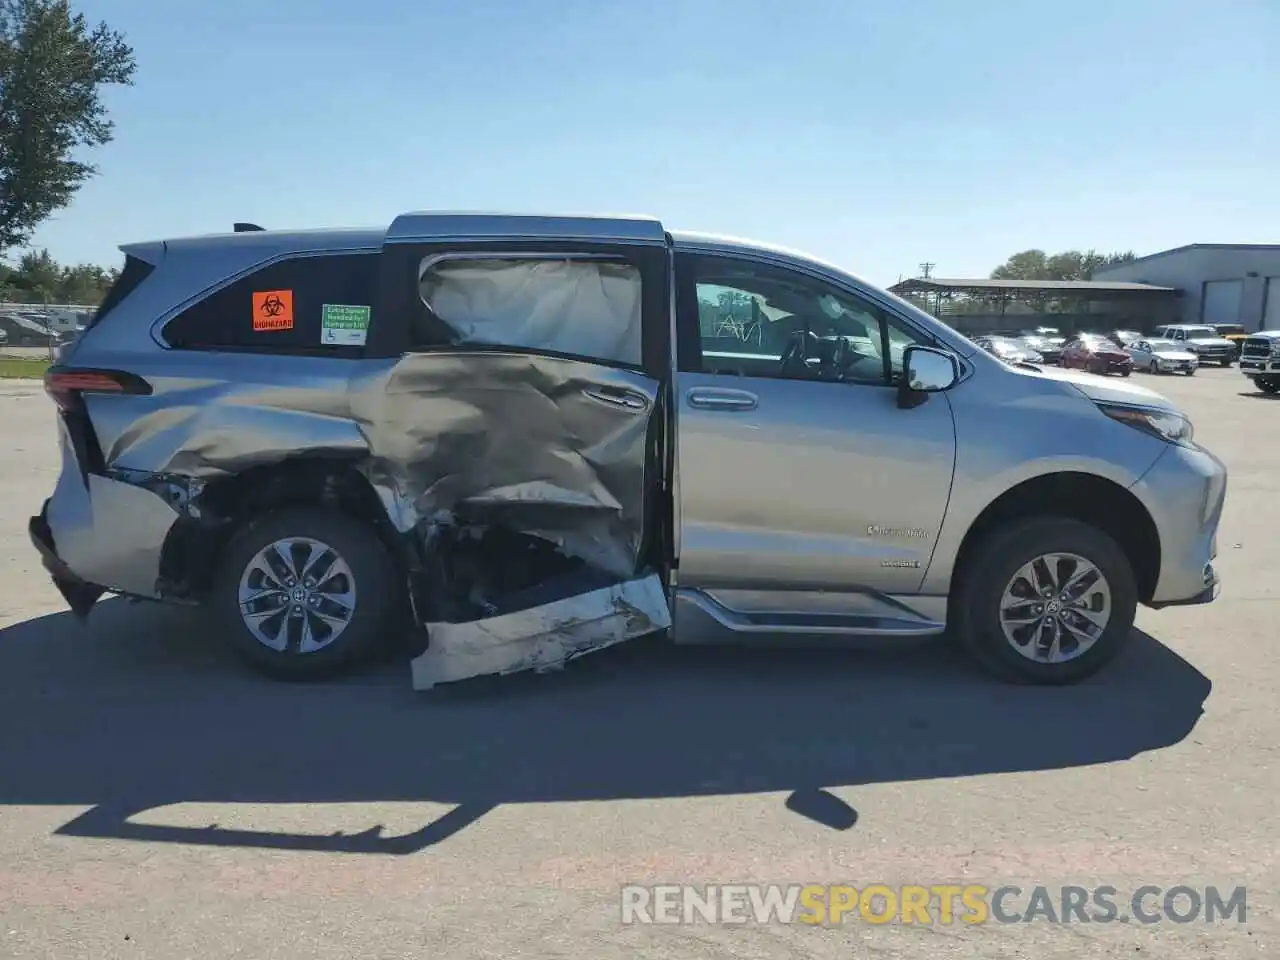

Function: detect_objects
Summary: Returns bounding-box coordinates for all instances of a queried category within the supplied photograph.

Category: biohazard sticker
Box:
[321,303,371,346]
[252,290,294,331]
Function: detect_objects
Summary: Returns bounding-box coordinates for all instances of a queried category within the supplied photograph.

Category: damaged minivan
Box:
[30,213,1227,688]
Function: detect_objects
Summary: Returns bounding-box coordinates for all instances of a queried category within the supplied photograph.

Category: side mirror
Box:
[898,346,959,409]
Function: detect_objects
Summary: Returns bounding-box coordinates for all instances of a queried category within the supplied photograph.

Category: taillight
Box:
[44,367,152,412]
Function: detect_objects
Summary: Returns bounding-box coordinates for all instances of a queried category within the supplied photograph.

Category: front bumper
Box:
[1093,358,1133,375]
[29,503,105,619]
[1130,442,1228,606]
[1239,356,1280,376]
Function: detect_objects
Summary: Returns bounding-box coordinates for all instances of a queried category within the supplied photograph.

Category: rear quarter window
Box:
[86,254,155,331]
[162,253,379,354]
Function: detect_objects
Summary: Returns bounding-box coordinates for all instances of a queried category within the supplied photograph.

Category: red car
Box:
[1059,334,1133,377]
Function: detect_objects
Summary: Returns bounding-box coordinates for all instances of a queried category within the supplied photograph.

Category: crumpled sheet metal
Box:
[80,350,653,580]
[351,351,657,579]
[410,573,671,690]
[84,357,368,479]
[45,422,180,598]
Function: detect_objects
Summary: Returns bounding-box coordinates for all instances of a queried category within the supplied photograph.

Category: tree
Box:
[0,0,136,254]
[0,246,116,302]
[991,248,1136,282]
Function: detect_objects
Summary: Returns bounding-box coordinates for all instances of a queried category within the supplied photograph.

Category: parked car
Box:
[1019,335,1065,364]
[1022,326,1061,338]
[1127,338,1197,376]
[1152,324,1236,367]
[1059,334,1134,376]
[1237,330,1280,394]
[973,335,1043,364]
[30,212,1226,689]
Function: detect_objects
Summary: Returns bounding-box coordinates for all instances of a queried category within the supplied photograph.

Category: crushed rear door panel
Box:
[353,352,659,577]
[368,229,673,687]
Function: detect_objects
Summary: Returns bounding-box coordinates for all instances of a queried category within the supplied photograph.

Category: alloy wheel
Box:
[998,552,1112,663]
[237,537,357,653]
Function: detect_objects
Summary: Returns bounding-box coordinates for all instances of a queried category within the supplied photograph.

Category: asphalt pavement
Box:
[0,367,1275,959]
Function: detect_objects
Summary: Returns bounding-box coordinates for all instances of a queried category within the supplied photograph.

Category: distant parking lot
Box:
[0,366,1275,959]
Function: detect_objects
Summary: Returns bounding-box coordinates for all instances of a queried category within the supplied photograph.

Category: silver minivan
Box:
[30,213,1227,688]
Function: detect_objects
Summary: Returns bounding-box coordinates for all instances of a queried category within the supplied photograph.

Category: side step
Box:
[672,588,946,644]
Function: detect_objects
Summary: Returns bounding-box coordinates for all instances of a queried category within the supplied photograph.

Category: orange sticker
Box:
[252,290,294,331]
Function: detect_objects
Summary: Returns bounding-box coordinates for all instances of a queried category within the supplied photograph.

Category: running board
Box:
[672,588,946,645]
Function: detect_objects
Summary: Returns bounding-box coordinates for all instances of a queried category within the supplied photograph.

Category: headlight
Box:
[1099,403,1194,446]
[1270,342,1280,356]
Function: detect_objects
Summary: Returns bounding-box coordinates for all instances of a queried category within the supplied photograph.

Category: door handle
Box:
[582,385,649,411]
[686,387,758,411]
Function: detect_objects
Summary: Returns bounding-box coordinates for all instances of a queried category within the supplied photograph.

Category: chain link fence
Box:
[0,302,97,361]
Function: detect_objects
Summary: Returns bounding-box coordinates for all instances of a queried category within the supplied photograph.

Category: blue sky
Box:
[28,0,1280,285]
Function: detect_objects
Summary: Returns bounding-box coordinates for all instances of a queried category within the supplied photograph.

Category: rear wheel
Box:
[210,507,398,680]
[953,517,1137,685]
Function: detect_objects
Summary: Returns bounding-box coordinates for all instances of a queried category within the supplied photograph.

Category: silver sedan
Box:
[1129,338,1198,375]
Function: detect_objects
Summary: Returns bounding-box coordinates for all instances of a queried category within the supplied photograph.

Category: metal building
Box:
[1094,244,1280,332]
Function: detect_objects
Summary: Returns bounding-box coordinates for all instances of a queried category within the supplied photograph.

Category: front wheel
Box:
[1257,377,1280,395]
[1148,359,1159,374]
[952,517,1137,685]
[1186,367,1196,376]
[210,507,399,680]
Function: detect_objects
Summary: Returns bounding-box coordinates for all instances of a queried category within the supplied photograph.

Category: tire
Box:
[1148,359,1159,374]
[1221,358,1232,367]
[1185,367,1195,376]
[952,517,1137,685]
[1120,368,1130,377]
[1257,377,1280,395]
[209,507,398,680]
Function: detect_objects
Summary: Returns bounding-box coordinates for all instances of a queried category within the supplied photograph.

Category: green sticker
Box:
[321,304,371,346]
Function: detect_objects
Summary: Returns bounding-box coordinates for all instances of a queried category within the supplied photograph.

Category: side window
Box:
[680,254,925,385]
[163,253,379,353]
[415,256,642,367]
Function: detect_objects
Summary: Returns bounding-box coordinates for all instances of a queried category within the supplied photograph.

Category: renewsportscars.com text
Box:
[620,884,1247,926]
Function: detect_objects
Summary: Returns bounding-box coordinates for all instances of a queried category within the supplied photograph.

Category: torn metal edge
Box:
[410,572,671,690]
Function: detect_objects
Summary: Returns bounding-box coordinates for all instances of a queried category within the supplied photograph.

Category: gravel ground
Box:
[0,367,1275,959]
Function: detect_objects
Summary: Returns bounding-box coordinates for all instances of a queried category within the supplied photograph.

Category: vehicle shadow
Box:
[0,599,1210,855]
[1237,390,1280,400]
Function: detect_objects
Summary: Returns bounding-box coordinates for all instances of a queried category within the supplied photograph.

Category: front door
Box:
[673,250,958,599]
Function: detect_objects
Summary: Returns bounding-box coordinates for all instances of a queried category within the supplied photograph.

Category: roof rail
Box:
[233,222,265,233]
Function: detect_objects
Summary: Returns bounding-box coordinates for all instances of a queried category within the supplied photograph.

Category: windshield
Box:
[1183,326,1218,337]
[1147,339,1180,350]
[1215,325,1246,335]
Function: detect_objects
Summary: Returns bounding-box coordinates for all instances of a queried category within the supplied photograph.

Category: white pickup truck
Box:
[1237,331,1280,394]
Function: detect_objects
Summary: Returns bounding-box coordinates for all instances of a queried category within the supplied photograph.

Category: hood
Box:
[1015,364,1178,411]
[1188,337,1233,347]
[1150,347,1197,360]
